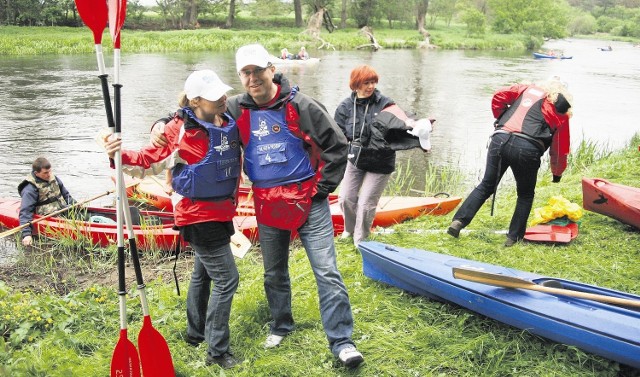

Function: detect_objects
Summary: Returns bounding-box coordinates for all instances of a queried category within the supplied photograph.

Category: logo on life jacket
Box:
[214,134,231,155]
[252,117,270,140]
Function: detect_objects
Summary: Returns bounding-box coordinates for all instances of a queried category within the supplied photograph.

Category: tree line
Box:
[2,0,640,41]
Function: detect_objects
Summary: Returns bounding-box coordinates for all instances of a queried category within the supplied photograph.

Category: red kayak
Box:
[125,176,461,236]
[0,198,259,250]
[582,177,640,230]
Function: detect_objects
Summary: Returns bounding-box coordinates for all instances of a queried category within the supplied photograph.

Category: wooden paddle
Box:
[0,189,115,240]
[452,267,640,308]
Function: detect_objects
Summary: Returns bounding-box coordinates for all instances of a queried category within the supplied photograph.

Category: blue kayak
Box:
[358,241,640,368]
[533,52,573,59]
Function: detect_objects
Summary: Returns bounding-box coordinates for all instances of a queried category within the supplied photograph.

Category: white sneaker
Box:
[338,346,364,368]
[340,231,352,239]
[264,334,285,349]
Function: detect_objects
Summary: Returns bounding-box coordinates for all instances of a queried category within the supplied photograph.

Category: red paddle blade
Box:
[111,329,141,377]
[138,316,176,376]
[75,0,108,44]
[108,0,127,48]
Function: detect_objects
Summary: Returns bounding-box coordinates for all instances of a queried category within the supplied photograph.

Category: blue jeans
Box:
[257,198,356,357]
[187,242,239,357]
[452,132,542,240]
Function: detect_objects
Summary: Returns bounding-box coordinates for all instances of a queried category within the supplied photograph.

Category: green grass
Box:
[2,134,639,375]
[0,23,532,56]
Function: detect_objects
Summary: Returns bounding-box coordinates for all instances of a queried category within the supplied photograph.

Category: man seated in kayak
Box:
[18,157,76,247]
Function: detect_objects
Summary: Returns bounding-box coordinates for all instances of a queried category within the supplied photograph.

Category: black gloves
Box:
[312,188,329,202]
[552,175,562,183]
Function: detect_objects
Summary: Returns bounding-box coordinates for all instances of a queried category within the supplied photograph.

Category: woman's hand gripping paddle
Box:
[74,0,139,375]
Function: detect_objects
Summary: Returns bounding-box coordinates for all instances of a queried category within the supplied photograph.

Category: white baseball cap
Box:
[184,69,232,101]
[236,44,271,72]
[407,118,433,151]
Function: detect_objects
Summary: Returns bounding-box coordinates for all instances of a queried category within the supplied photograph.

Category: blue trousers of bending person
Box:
[452,132,542,241]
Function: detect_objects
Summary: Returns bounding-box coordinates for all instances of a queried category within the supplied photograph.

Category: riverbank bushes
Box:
[0,24,531,56]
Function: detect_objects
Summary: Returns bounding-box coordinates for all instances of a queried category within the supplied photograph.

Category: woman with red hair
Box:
[334,64,434,246]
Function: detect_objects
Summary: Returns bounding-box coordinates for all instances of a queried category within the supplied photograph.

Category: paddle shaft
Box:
[75,0,141,375]
[0,189,115,240]
[452,267,640,308]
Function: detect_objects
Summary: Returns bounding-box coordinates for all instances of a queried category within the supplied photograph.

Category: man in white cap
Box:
[227,43,364,369]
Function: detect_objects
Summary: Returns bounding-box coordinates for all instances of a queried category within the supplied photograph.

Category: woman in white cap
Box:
[103,69,243,369]
[334,64,435,247]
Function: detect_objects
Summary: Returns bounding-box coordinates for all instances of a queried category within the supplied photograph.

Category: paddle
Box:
[107,0,175,373]
[0,189,115,240]
[119,176,176,375]
[74,0,114,129]
[111,226,141,377]
[452,267,640,308]
[74,0,143,374]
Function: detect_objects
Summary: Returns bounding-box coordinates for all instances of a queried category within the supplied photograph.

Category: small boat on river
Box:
[358,241,640,369]
[582,177,640,229]
[533,52,573,59]
[270,55,320,66]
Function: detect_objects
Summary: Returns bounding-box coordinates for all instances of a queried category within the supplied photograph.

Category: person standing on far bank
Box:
[447,77,573,246]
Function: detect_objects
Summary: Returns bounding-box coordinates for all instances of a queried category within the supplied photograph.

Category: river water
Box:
[0,38,639,205]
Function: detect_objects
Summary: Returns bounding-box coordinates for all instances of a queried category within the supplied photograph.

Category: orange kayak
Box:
[125,176,461,235]
[0,198,259,250]
[582,177,640,230]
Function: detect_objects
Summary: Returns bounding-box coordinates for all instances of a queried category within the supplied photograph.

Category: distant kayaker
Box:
[102,69,243,369]
[334,64,435,247]
[297,46,309,60]
[447,77,573,246]
[18,157,76,247]
[280,48,294,60]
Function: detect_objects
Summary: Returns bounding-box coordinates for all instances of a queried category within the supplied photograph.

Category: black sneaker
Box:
[504,237,517,247]
[447,220,464,238]
[183,332,203,346]
[206,352,241,369]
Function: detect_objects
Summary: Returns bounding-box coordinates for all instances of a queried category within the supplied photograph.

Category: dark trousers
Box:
[453,132,542,240]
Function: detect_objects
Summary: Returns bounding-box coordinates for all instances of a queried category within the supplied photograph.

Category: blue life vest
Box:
[244,105,315,188]
[171,109,241,200]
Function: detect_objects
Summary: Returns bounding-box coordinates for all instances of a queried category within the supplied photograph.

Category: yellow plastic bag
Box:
[531,195,583,226]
